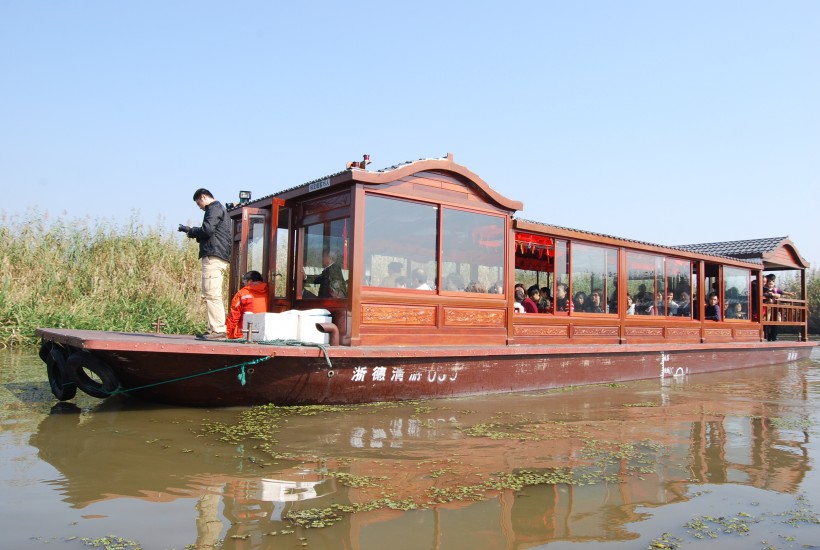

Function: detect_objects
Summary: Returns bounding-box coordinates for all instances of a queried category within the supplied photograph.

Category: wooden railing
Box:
[762,298,807,325]
[762,298,808,341]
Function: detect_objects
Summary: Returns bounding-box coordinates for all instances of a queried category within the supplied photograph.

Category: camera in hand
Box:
[178,224,191,233]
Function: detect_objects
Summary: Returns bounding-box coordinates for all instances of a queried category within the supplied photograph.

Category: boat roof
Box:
[514,218,762,267]
[235,153,523,212]
[675,236,810,270]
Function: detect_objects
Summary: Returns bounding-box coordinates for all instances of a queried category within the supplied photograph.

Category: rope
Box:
[107,339,333,396]
[106,355,274,396]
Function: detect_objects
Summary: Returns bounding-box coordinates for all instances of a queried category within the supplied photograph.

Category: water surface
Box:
[1,347,819,549]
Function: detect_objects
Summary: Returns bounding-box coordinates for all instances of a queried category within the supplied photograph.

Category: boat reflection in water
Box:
[31,361,815,549]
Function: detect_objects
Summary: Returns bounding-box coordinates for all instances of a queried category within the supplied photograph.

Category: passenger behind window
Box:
[665,292,679,316]
[465,281,487,293]
[704,292,721,321]
[676,291,691,317]
[625,294,635,315]
[412,268,432,290]
[573,291,587,312]
[586,291,605,313]
[725,302,745,319]
[380,262,404,287]
[514,287,526,313]
[523,285,540,313]
[634,284,652,314]
[538,287,551,313]
[488,281,503,294]
[395,276,409,289]
[555,284,569,311]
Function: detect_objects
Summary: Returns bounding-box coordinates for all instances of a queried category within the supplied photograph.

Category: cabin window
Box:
[301,217,349,299]
[667,258,692,318]
[273,208,290,298]
[626,253,692,317]
[441,209,505,293]
[570,243,618,314]
[724,267,750,321]
[363,195,438,290]
[514,234,567,312]
[626,252,662,315]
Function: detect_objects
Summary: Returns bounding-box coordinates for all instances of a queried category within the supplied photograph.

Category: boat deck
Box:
[36,328,816,359]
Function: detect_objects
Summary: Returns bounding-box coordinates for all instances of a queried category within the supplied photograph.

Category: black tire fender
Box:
[67,351,120,399]
[46,346,77,401]
[39,340,53,364]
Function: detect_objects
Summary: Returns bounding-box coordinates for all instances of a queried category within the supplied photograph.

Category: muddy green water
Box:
[1,347,819,549]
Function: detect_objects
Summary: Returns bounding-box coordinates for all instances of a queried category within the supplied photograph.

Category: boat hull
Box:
[36,328,815,407]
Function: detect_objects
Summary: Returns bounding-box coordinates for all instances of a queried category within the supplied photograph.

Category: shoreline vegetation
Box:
[1,210,205,347]
[1,210,818,349]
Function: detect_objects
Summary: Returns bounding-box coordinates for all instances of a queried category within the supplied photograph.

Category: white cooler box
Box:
[243,311,299,341]
[295,309,332,344]
[244,309,331,343]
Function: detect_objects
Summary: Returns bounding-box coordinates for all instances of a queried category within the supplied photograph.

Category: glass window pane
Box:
[247,214,266,276]
[667,258,692,317]
[724,267,750,320]
[626,252,657,315]
[442,209,505,294]
[274,208,289,298]
[302,218,349,299]
[363,195,437,291]
[571,243,617,314]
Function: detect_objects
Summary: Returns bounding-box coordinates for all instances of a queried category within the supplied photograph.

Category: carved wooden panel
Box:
[444,308,505,327]
[624,327,664,337]
[361,305,436,326]
[573,326,619,337]
[666,328,701,338]
[704,328,733,337]
[734,329,761,338]
[514,325,569,337]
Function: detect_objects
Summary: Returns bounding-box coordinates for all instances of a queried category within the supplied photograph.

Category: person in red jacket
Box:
[225,271,269,339]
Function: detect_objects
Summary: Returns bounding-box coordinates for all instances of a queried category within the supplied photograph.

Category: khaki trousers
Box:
[201,256,229,333]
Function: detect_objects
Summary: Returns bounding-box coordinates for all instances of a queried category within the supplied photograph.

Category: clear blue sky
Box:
[3,1,818,267]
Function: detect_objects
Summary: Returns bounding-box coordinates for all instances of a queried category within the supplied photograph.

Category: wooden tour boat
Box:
[37,153,816,407]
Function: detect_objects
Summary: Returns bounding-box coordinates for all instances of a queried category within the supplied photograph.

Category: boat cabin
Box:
[227,153,811,346]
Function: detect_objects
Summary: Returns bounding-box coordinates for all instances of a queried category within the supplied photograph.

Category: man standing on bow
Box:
[179,188,232,340]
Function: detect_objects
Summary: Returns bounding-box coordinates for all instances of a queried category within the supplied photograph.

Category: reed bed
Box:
[0,210,206,347]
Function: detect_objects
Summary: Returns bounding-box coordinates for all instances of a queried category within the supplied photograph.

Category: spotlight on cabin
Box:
[239,190,252,204]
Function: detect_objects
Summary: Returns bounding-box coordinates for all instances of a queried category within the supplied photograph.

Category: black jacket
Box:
[188,201,231,261]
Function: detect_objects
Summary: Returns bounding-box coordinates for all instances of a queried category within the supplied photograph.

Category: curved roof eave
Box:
[269,153,522,212]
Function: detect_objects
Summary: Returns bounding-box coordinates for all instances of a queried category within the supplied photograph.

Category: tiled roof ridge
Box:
[515,219,773,264]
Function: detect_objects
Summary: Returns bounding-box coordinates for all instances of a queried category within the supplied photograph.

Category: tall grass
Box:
[0,210,207,347]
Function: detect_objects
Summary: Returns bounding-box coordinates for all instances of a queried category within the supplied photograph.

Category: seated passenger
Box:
[634,284,652,314]
[539,286,551,312]
[488,281,503,294]
[665,292,679,316]
[522,285,540,313]
[725,302,745,319]
[676,291,691,317]
[380,262,404,287]
[395,276,409,288]
[625,294,636,315]
[573,291,587,312]
[226,271,269,339]
[704,292,721,321]
[514,287,526,313]
[412,268,432,290]
[555,284,569,311]
[586,291,605,313]
[465,281,487,293]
